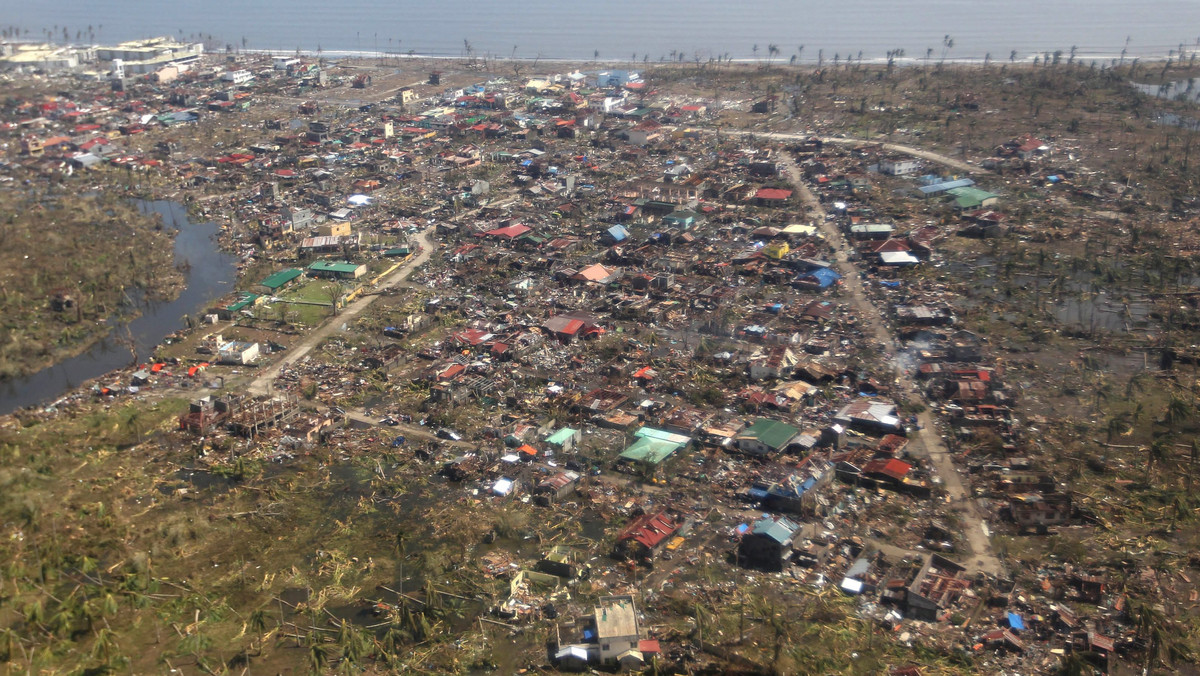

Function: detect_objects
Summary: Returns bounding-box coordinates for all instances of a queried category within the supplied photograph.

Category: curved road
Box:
[775,154,1003,577]
[247,227,434,397]
[724,129,986,175]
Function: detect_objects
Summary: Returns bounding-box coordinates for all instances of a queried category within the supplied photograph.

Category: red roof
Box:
[862,458,912,482]
[453,328,491,346]
[617,511,679,551]
[480,224,531,239]
[754,188,793,201]
[561,319,585,335]
[437,363,466,381]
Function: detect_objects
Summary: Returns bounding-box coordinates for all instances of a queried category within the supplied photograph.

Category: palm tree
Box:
[307,635,329,674]
[1105,412,1132,443]
[1163,395,1191,430]
[122,407,144,444]
[1189,438,1200,492]
[91,627,119,664]
[395,529,408,594]
[335,619,364,668]
[1147,436,1173,481]
[939,35,955,67]
[248,608,269,654]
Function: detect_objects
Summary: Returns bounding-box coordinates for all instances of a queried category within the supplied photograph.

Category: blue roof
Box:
[917,178,975,195]
[750,516,799,544]
[607,224,629,242]
[802,267,842,288]
[1007,612,1025,631]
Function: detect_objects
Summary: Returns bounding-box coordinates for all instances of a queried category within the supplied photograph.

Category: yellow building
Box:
[763,241,790,260]
[317,221,351,237]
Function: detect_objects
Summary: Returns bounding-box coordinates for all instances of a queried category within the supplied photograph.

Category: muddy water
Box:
[0,200,239,415]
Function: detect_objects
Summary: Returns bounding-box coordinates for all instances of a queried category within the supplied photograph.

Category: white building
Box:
[879,157,920,176]
[221,69,253,84]
[594,595,640,664]
[96,37,203,75]
[0,44,82,71]
[217,341,261,365]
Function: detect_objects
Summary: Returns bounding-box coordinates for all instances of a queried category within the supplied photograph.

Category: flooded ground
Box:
[0,200,238,414]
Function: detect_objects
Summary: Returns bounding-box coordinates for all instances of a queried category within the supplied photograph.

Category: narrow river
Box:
[0,199,239,415]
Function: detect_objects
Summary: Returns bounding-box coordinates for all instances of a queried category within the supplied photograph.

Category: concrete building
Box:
[307,261,366,279]
[593,595,640,664]
[221,69,253,84]
[735,418,800,456]
[218,341,261,365]
[0,44,82,71]
[739,516,801,571]
[96,38,203,75]
[880,157,920,175]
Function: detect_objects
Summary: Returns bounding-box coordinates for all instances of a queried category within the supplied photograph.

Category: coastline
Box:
[250,47,1182,67]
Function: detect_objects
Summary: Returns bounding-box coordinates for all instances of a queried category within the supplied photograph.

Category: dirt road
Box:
[777,155,1003,577]
[725,129,986,175]
[247,227,434,397]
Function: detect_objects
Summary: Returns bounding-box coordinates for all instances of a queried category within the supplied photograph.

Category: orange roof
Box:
[574,263,614,282]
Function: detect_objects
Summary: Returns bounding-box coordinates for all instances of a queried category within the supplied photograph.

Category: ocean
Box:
[8,0,1200,64]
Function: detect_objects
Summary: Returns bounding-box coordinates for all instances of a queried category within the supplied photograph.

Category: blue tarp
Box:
[879,280,902,288]
[1007,612,1025,631]
[802,267,842,288]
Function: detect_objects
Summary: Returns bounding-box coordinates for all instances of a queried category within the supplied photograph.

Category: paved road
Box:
[247,227,434,397]
[724,129,986,175]
[341,409,478,450]
[261,78,427,108]
[776,154,1003,577]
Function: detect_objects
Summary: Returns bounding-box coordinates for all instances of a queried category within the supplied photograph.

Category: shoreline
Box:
[252,47,1182,67]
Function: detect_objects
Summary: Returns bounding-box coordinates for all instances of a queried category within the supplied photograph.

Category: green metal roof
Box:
[618,437,682,466]
[383,247,412,257]
[260,268,303,289]
[308,261,363,274]
[545,428,579,446]
[947,186,998,209]
[740,418,800,451]
[225,293,260,312]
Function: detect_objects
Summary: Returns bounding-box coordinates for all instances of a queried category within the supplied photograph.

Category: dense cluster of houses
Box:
[0,49,1133,674]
